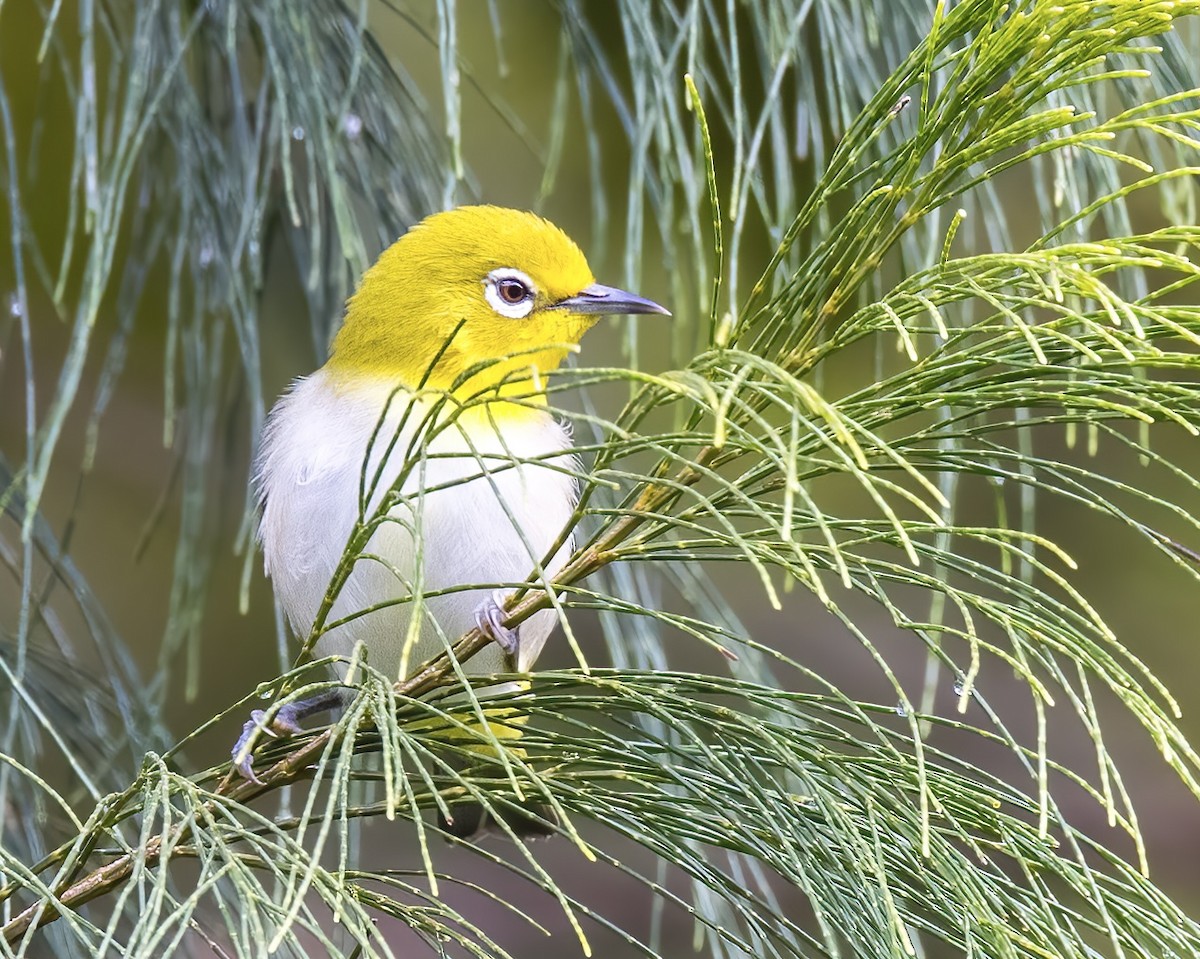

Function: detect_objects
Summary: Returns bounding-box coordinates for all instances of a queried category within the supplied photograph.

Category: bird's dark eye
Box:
[497,278,530,304]
[485,269,538,318]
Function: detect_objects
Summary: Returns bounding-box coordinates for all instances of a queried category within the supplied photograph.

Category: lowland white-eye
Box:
[234,206,668,836]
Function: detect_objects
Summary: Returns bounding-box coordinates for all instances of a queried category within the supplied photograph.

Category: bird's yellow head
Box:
[326,205,667,399]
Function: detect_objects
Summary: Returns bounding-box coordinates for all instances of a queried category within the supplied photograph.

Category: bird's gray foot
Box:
[231,688,345,783]
[474,591,520,668]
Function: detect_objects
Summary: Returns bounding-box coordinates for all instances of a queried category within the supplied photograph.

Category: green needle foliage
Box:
[2,0,1200,957]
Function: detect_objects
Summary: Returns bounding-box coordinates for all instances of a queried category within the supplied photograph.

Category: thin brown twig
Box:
[0,457,710,946]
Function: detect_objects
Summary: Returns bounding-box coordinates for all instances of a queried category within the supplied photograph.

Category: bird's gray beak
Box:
[553,283,671,317]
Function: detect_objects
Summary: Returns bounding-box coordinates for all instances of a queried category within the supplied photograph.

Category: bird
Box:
[232,205,668,836]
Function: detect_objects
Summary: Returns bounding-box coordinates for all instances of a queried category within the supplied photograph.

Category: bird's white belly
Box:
[256,371,578,681]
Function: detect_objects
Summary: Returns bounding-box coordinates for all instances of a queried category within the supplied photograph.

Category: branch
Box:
[0,453,711,945]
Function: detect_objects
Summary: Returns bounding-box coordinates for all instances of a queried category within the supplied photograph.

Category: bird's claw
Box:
[233,708,299,783]
[230,690,344,782]
[232,712,270,784]
[475,590,520,666]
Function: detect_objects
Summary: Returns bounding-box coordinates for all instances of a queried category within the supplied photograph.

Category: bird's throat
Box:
[325,318,578,410]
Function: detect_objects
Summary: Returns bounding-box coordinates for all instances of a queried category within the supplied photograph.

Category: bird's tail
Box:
[438,797,558,839]
[434,681,557,839]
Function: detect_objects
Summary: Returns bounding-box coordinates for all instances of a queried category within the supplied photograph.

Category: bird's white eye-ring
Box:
[484,268,536,319]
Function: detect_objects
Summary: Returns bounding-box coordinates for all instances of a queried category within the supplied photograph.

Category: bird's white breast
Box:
[256,370,578,680]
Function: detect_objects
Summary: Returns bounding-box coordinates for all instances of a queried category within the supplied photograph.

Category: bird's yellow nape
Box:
[325,206,667,401]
